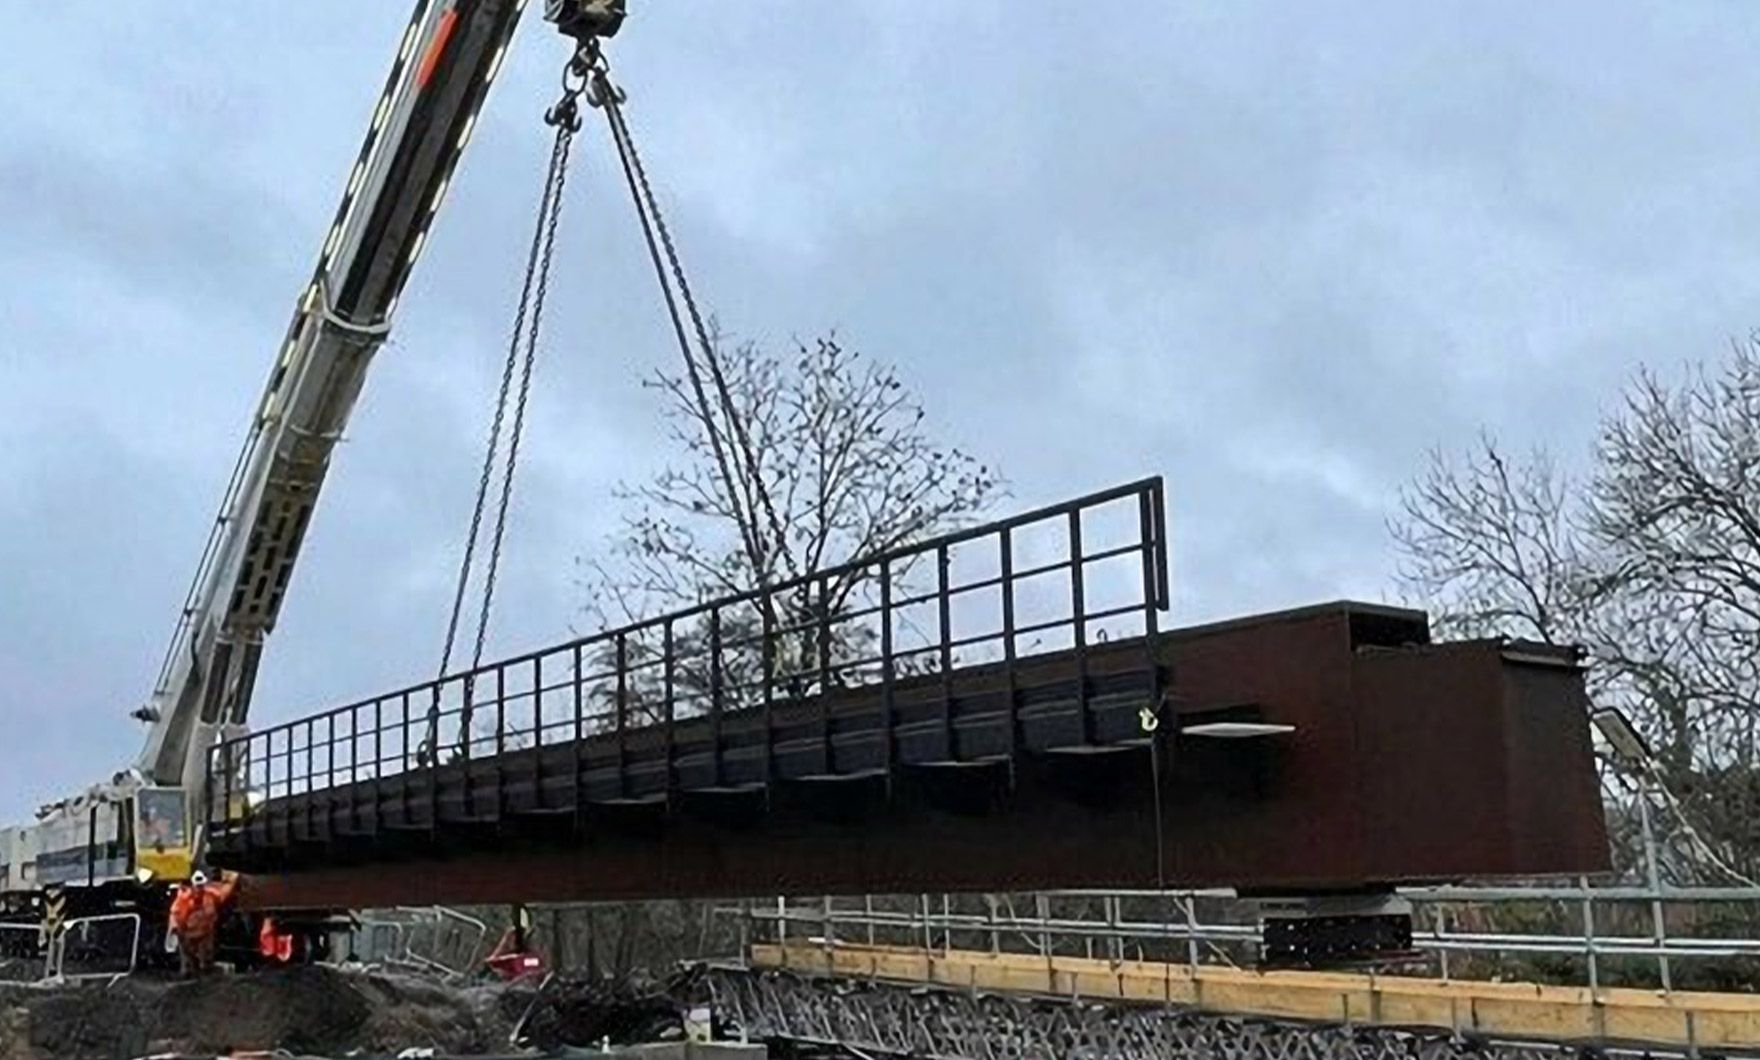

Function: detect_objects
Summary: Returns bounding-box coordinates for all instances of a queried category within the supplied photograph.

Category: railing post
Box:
[1069,509,1092,746]
[880,561,896,774]
[349,706,361,834]
[428,685,442,834]
[532,656,545,808]
[1580,875,1600,993]
[571,644,584,827]
[818,573,834,774]
[399,692,412,826]
[1000,528,1019,765]
[937,544,954,761]
[616,632,630,800]
[762,595,776,782]
[662,620,676,795]
[372,698,384,838]
[710,607,725,788]
[494,666,508,820]
[1138,487,1162,700]
[325,713,337,840]
[1637,780,1673,991]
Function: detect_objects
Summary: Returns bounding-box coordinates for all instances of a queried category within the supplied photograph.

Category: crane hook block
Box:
[546,0,627,42]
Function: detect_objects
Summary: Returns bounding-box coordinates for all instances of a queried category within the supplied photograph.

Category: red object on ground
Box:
[484,927,547,981]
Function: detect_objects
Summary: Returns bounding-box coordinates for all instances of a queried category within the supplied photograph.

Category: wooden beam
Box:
[753,942,1760,1049]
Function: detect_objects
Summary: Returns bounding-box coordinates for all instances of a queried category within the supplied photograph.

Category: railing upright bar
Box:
[937,544,954,761]
[532,656,545,808]
[1001,527,1019,764]
[401,692,412,827]
[494,666,507,820]
[372,698,384,836]
[428,685,442,834]
[1138,489,1163,728]
[1069,509,1092,746]
[305,718,317,841]
[762,594,776,783]
[349,705,361,834]
[880,561,896,774]
[818,573,834,774]
[1152,478,1170,608]
[663,620,677,795]
[326,713,337,839]
[616,632,630,800]
[710,607,725,788]
[571,644,584,826]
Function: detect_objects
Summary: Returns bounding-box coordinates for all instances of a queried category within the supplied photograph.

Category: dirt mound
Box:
[150,966,373,1055]
[0,966,510,1060]
[506,970,691,1051]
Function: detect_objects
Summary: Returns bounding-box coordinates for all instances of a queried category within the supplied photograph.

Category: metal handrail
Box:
[739,881,1760,992]
[207,478,1170,838]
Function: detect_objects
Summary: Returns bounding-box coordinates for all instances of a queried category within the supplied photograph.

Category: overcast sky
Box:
[3,3,1759,819]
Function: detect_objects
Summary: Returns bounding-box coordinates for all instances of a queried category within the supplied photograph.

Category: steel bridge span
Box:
[208,478,1607,915]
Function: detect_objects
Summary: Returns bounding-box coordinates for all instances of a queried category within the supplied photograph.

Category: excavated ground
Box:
[0,966,537,1060]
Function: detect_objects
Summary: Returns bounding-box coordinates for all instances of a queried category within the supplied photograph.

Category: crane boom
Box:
[141,0,527,794]
[0,0,538,899]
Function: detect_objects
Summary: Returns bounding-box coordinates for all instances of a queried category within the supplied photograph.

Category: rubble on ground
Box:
[0,963,693,1060]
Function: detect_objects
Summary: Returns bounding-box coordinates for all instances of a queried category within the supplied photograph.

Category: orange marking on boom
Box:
[416,7,460,92]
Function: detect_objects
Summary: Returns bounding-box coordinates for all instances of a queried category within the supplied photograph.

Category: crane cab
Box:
[132,786,193,884]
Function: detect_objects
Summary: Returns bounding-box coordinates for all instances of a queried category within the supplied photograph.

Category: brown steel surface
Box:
[229,601,1608,911]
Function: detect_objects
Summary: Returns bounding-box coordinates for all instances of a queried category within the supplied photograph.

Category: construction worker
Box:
[258,914,296,965]
[169,869,236,976]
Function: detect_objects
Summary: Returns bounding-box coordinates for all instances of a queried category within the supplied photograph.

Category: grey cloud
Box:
[5,1,1759,818]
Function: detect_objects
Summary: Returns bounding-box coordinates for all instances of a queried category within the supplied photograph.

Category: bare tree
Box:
[1392,436,1587,645]
[574,331,1003,719]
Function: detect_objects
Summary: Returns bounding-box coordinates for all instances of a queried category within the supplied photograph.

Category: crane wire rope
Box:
[426,67,586,759]
[428,42,803,758]
[583,61,763,588]
[592,59,799,589]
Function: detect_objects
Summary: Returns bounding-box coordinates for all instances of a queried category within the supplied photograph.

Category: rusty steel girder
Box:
[225,601,1607,912]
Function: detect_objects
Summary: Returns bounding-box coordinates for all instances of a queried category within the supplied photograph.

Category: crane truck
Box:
[0,0,628,966]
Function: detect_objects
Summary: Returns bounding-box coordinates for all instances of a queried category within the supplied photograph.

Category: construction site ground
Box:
[0,965,689,1060]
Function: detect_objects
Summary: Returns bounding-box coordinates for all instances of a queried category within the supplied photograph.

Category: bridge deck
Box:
[209,479,1608,909]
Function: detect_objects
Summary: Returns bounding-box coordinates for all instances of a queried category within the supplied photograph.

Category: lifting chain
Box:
[425,53,589,762]
[588,53,797,597]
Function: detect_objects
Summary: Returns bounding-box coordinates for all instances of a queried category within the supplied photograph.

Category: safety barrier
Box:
[343,907,488,980]
[47,912,141,982]
[741,883,1760,992]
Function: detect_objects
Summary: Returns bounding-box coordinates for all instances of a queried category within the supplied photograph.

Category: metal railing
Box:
[206,478,1169,841]
[344,907,489,979]
[734,880,1760,994]
[48,912,141,982]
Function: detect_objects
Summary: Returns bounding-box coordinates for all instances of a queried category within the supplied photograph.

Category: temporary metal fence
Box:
[735,879,1760,994]
[341,907,489,980]
[47,912,141,982]
[204,478,1169,848]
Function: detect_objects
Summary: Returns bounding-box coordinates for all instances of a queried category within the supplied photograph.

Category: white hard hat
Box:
[190,870,209,886]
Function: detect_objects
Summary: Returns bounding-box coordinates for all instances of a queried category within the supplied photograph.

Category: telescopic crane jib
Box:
[0,0,626,942]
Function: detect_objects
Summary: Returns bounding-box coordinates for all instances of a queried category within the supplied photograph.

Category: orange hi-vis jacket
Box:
[258,916,296,963]
[168,877,236,939]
